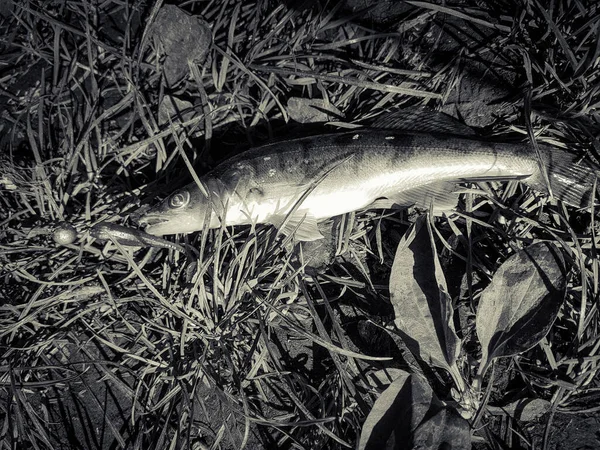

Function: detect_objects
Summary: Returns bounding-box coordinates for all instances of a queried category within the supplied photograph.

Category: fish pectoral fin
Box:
[370,107,477,136]
[382,182,462,214]
[271,211,324,241]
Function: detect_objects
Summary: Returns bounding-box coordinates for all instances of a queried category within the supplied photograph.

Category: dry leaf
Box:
[158,96,195,126]
[287,97,342,123]
[151,5,212,86]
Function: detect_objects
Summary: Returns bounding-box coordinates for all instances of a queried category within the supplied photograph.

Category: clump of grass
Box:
[1,1,599,449]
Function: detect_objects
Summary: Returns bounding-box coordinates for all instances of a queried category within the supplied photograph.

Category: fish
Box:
[138,110,598,241]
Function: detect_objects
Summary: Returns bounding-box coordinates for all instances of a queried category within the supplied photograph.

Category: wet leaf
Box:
[476,242,566,373]
[390,216,462,386]
[359,370,435,450]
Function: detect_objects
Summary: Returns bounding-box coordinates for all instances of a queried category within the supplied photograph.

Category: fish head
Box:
[137,182,220,236]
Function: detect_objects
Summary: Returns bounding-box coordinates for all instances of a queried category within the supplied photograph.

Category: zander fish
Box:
[138,111,598,241]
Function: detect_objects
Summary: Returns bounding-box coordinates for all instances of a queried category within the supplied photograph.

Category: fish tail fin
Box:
[533,147,599,209]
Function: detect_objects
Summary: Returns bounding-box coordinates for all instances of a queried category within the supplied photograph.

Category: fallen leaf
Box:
[150,5,212,86]
[158,95,195,126]
[476,242,566,374]
[287,97,342,123]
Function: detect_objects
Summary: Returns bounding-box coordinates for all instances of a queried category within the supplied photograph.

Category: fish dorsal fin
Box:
[370,107,477,136]
[271,211,324,241]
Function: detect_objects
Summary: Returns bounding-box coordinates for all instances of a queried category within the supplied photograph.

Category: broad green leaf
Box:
[390,216,462,388]
[412,407,471,450]
[359,370,435,450]
[476,242,566,373]
[359,369,471,450]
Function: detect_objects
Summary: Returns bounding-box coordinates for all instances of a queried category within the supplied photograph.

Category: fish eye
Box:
[169,191,190,209]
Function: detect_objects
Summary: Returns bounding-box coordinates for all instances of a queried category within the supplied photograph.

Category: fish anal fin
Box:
[365,198,398,210]
[367,175,535,214]
[271,212,324,241]
[373,182,462,215]
[458,174,532,183]
[371,107,477,136]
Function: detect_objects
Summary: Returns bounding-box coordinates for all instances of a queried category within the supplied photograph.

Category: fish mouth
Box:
[140,220,172,236]
[137,211,206,236]
[139,216,167,226]
[137,214,169,229]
